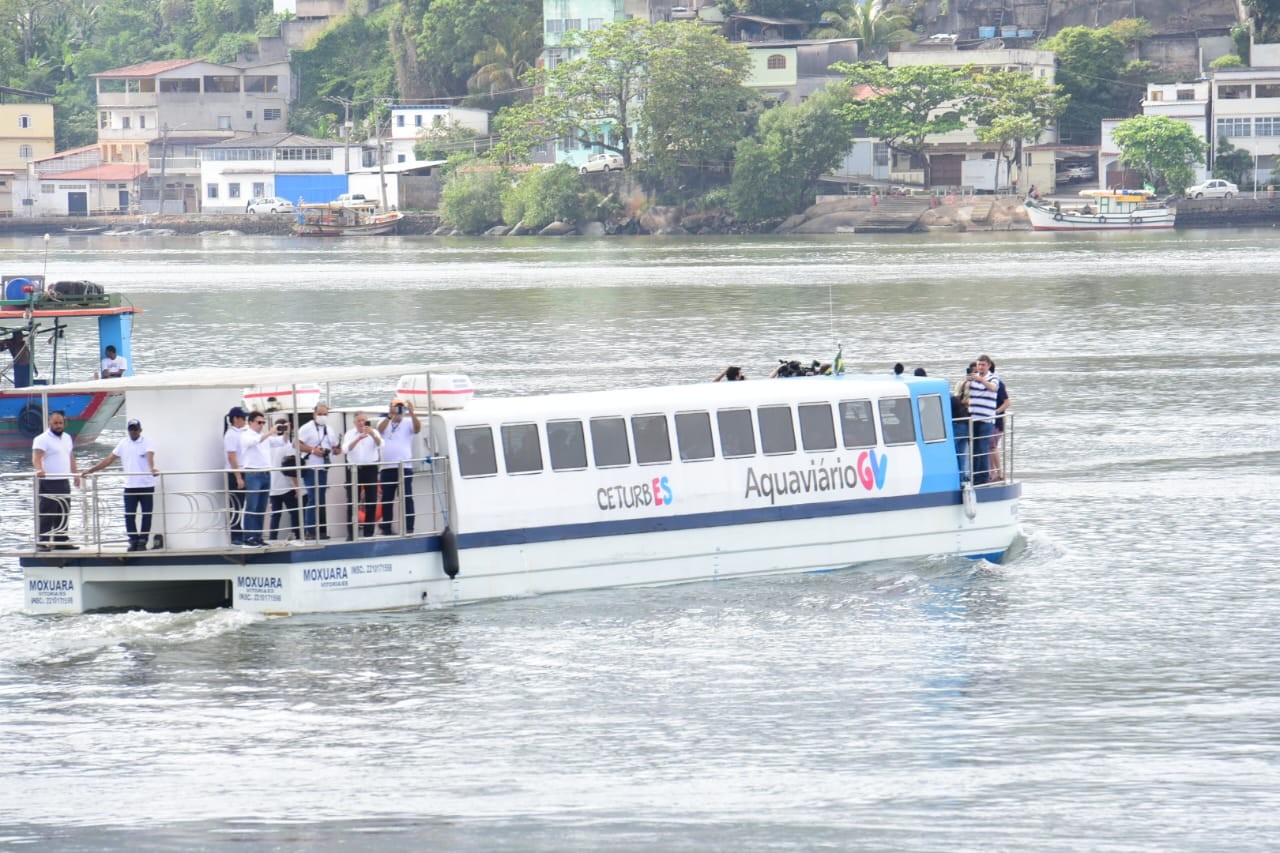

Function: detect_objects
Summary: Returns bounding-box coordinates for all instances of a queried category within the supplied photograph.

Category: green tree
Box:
[1209,54,1245,70]
[1041,23,1148,145]
[833,61,972,187]
[1110,114,1205,195]
[494,19,752,184]
[501,163,587,229]
[412,0,541,99]
[288,12,397,137]
[1211,136,1254,186]
[812,0,914,60]
[1244,0,1280,42]
[968,69,1068,185]
[466,16,540,110]
[439,168,504,234]
[639,23,755,183]
[729,83,857,220]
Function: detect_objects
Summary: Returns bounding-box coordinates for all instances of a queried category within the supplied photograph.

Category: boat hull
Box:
[1025,200,1175,231]
[21,484,1020,614]
[0,389,123,449]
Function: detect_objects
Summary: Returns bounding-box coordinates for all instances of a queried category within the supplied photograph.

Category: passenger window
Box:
[590,417,631,467]
[716,408,756,458]
[758,405,796,455]
[632,414,672,464]
[917,394,947,443]
[798,403,836,451]
[456,426,497,477]
[839,400,877,448]
[675,411,714,461]
[501,423,542,474]
[879,397,917,445]
[547,420,587,470]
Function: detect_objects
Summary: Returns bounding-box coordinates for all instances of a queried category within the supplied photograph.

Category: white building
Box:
[388,105,490,166]
[197,133,359,213]
[1206,46,1280,188]
[1141,80,1212,185]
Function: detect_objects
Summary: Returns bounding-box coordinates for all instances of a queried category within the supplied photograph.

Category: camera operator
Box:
[377,397,422,535]
[297,403,342,540]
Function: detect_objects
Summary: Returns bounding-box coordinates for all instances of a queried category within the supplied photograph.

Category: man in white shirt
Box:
[100,345,127,378]
[238,411,279,546]
[31,410,80,550]
[223,406,249,544]
[343,412,383,539]
[378,397,421,535]
[297,404,342,540]
[84,418,159,551]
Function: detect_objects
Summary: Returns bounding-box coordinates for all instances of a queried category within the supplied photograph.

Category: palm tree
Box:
[812,0,914,60]
[467,21,540,108]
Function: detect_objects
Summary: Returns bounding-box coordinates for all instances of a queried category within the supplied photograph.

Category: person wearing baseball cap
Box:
[224,406,251,544]
[84,419,160,551]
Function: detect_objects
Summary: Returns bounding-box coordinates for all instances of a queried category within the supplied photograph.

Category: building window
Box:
[19,144,32,158]
[245,110,253,120]
[228,183,241,199]
[564,18,581,31]
[121,116,130,129]
[243,76,279,93]
[1258,84,1280,99]
[1218,84,1251,100]
[396,115,405,127]
[414,114,423,127]
[253,182,265,197]
[1177,88,1196,100]
[160,78,199,93]
[546,19,563,34]
[139,115,146,129]
[1148,90,1163,101]
[1217,117,1252,138]
[18,114,31,129]
[588,17,603,30]
[397,153,406,163]
[262,108,280,122]
[204,76,239,93]
[767,54,787,70]
[100,112,108,129]
[207,184,219,199]
[1257,117,1280,137]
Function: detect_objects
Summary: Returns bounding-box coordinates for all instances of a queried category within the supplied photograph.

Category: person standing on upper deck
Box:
[100,345,127,378]
[967,355,1002,485]
[297,403,341,540]
[83,418,159,551]
[378,397,421,535]
[32,410,80,550]
[238,411,279,547]
[223,406,249,545]
[343,412,383,539]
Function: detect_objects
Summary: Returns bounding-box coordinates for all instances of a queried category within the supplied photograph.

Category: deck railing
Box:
[0,454,451,556]
[953,412,1014,487]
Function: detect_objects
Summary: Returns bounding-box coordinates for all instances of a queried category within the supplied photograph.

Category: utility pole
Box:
[157,123,170,215]
[323,95,356,174]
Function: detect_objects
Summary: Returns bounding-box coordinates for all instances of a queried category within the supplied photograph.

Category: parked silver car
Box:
[1185,179,1237,199]
[580,153,624,174]
[246,197,295,214]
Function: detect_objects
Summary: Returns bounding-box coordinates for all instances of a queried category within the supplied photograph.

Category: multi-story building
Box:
[0,87,56,215]
[197,134,357,213]
[93,50,293,212]
[1139,80,1212,186]
[389,105,490,166]
[1206,46,1280,189]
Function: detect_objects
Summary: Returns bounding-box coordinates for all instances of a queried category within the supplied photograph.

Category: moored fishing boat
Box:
[8,365,1020,615]
[1025,188,1175,231]
[292,201,404,236]
[0,275,139,449]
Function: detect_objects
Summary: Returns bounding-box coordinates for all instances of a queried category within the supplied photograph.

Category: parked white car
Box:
[580,153,624,174]
[246,197,294,214]
[1185,179,1237,199]
[1062,165,1095,181]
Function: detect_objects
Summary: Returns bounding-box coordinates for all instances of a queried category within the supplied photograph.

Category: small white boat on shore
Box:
[1025,189,1175,231]
[9,365,1020,615]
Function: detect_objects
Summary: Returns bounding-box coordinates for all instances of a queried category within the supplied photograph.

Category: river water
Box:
[0,229,1278,850]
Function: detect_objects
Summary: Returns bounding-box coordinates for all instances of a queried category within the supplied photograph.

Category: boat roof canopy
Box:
[43,364,440,394]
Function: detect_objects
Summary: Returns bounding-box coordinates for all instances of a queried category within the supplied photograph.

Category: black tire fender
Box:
[18,403,44,438]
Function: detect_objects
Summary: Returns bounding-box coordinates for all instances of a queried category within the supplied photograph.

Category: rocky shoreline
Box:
[2,195,1273,237]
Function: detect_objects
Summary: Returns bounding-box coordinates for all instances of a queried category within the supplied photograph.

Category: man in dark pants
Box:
[223,406,249,544]
[32,410,80,550]
[83,419,160,551]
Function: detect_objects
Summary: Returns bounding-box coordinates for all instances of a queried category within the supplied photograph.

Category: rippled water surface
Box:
[1,229,1278,850]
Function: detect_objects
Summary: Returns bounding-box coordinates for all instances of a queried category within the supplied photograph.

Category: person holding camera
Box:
[378,397,421,535]
[297,404,341,540]
[966,355,1002,485]
[343,412,383,539]
[268,417,302,542]
[237,411,283,546]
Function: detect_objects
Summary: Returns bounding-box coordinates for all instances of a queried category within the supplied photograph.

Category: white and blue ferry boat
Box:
[9,365,1020,614]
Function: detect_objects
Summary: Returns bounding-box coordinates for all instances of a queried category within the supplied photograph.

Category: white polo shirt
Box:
[111,435,156,488]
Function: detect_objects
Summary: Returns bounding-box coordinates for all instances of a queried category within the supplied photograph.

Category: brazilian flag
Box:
[833,346,845,376]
